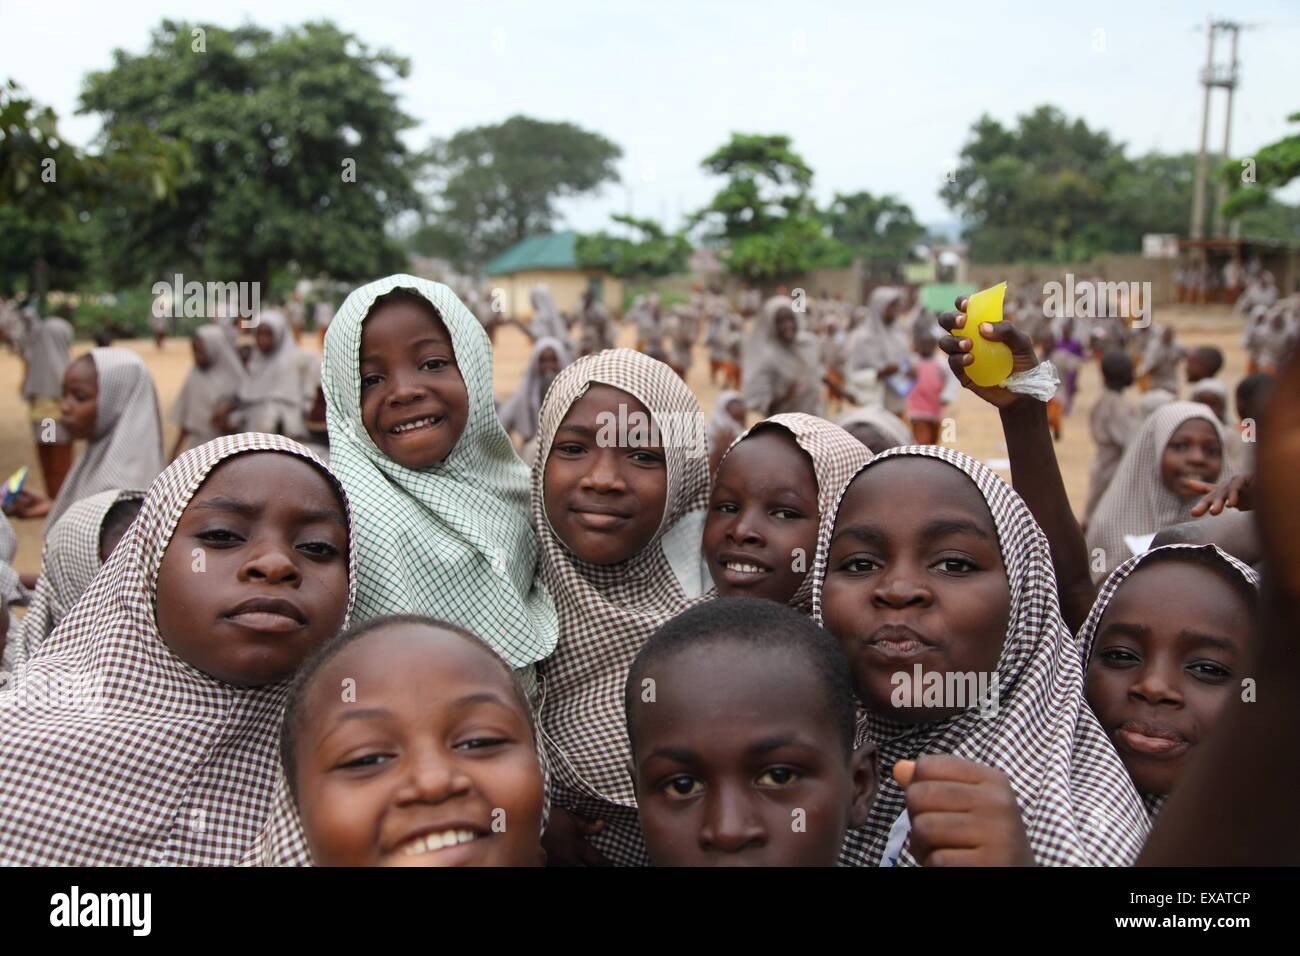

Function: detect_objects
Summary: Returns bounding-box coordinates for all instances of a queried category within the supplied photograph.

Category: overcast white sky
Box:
[3,0,1298,232]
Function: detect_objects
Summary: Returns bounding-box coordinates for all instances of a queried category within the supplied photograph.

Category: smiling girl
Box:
[320,276,558,682]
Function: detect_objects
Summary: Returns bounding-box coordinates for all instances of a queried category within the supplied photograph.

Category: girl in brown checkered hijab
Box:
[813,445,1149,866]
[0,433,356,865]
[704,413,871,613]
[533,349,711,866]
[1079,543,1259,819]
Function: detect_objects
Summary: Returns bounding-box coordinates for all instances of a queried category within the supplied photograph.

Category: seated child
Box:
[0,433,354,865]
[273,615,545,866]
[625,597,875,866]
[704,414,868,610]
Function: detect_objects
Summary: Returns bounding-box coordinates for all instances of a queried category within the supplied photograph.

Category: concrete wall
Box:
[966,255,1179,304]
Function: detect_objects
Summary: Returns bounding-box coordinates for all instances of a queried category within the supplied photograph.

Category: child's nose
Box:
[727,507,764,545]
[580,451,626,493]
[873,571,931,609]
[1129,665,1183,706]
[699,786,766,853]
[239,544,300,585]
[396,750,471,805]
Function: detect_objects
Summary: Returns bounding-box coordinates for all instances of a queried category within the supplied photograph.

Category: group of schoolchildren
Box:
[0,272,1295,867]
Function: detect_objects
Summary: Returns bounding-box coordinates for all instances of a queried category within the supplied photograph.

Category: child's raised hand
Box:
[893,755,1035,866]
[539,806,611,867]
[937,295,1039,409]
[1188,473,1255,517]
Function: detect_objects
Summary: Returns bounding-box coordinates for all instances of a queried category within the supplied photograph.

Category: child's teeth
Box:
[401,829,479,856]
[726,562,766,574]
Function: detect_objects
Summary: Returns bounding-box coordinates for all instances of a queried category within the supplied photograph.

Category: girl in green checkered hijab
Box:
[322,276,558,673]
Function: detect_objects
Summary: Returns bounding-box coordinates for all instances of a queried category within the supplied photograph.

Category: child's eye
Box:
[297,540,340,558]
[554,442,586,456]
[771,508,805,520]
[756,766,801,788]
[629,450,665,465]
[197,528,242,545]
[337,752,393,770]
[1187,660,1231,682]
[713,501,739,514]
[454,736,509,752]
[662,775,703,799]
[360,373,383,390]
[1098,647,1141,667]
[421,358,449,372]
[838,556,879,574]
[933,556,977,574]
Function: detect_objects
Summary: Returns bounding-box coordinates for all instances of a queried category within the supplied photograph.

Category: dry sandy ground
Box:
[0,304,1249,577]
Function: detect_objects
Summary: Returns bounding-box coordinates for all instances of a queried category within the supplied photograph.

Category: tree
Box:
[78,19,419,291]
[940,106,1131,263]
[1221,111,1300,227]
[823,190,925,274]
[692,133,835,282]
[414,115,621,271]
[0,80,183,300]
[574,214,691,279]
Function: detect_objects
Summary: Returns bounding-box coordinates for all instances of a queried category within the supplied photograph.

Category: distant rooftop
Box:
[486,230,579,275]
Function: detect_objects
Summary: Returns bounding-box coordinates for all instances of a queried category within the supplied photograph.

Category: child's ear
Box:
[848,741,879,829]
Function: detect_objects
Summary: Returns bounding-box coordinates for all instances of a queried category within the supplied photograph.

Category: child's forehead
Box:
[846,457,990,515]
[641,641,830,720]
[361,299,451,342]
[312,625,513,700]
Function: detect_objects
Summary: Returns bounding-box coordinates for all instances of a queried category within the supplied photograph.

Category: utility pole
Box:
[1190,18,1244,241]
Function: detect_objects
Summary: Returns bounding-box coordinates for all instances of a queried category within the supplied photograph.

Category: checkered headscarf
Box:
[10,488,145,671]
[1076,542,1260,818]
[716,412,871,613]
[811,444,1150,866]
[0,433,357,865]
[535,349,712,866]
[323,275,558,669]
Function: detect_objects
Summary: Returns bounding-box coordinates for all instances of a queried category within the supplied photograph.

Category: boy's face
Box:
[631,641,875,866]
[1159,419,1222,499]
[154,453,350,686]
[59,356,98,440]
[359,301,469,469]
[703,429,819,604]
[1085,560,1251,797]
[544,384,668,565]
[293,623,544,867]
[820,459,1009,722]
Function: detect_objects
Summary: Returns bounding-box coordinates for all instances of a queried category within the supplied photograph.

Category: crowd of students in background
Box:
[0,264,1296,868]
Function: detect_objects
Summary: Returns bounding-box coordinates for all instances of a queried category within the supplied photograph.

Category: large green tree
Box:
[0,80,183,300]
[940,106,1133,262]
[575,213,691,279]
[78,19,418,291]
[692,132,836,282]
[413,115,622,271]
[823,190,925,274]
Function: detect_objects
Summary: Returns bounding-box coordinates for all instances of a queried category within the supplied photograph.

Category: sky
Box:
[3,0,1298,234]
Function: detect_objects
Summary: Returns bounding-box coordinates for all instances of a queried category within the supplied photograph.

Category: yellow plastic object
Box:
[956,281,1014,387]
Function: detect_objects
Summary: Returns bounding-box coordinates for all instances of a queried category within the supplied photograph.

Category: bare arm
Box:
[938,299,1096,633]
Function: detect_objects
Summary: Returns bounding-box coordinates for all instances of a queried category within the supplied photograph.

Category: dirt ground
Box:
[0,304,1248,577]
